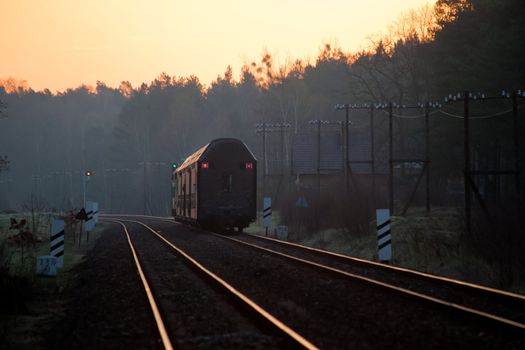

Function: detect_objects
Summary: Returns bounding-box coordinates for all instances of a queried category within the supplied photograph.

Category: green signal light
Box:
[172,163,178,169]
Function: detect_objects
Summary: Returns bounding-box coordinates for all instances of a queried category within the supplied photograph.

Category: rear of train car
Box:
[172,138,257,232]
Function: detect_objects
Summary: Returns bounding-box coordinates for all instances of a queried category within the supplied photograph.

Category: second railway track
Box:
[115,214,525,329]
[104,215,525,349]
[225,231,525,329]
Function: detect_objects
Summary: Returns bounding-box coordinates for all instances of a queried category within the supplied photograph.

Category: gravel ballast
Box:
[142,218,524,350]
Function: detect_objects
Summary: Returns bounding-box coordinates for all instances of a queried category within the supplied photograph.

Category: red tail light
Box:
[201,162,209,169]
[245,162,253,169]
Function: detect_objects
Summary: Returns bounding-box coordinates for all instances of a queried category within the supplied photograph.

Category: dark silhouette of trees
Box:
[0,99,6,118]
[0,0,523,214]
[0,98,8,174]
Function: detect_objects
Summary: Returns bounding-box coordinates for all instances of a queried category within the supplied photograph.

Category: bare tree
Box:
[0,99,8,173]
[0,99,6,118]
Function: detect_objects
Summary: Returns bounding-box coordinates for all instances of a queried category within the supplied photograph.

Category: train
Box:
[172,138,257,232]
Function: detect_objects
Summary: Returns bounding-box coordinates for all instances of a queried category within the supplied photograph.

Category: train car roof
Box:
[176,138,255,172]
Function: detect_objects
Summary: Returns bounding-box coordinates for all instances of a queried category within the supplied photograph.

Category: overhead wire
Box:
[370,102,525,120]
[435,106,524,120]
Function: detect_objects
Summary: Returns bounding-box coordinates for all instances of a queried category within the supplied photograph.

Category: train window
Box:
[222,173,233,192]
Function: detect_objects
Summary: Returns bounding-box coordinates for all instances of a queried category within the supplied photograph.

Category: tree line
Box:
[0,0,523,214]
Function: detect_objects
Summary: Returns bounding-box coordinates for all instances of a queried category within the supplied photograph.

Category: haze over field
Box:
[1,0,434,91]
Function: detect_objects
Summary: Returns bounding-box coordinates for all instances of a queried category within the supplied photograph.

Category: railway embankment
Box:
[146,218,523,349]
[249,207,525,295]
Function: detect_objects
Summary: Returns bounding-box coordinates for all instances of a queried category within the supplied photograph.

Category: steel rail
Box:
[244,233,525,301]
[103,214,525,302]
[108,220,174,350]
[102,215,525,330]
[118,218,319,350]
[210,232,525,331]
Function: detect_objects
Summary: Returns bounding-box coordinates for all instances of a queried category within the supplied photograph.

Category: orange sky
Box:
[1,0,435,92]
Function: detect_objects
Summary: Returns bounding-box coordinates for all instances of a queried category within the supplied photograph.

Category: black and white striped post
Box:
[50,219,65,268]
[376,209,392,263]
[263,197,272,236]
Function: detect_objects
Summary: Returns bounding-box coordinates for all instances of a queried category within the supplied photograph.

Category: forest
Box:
[0,0,523,222]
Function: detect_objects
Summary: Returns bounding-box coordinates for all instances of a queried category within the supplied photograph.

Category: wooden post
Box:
[425,103,430,213]
[371,106,376,210]
[512,92,521,212]
[464,91,471,236]
[262,123,266,198]
[280,123,285,176]
[317,120,321,234]
[389,103,394,214]
[345,106,350,199]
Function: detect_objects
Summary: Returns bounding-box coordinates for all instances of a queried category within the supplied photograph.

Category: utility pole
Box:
[345,107,350,196]
[389,102,394,214]
[316,120,321,234]
[308,119,325,234]
[83,170,92,209]
[254,123,268,197]
[308,119,345,187]
[333,105,351,196]
[512,91,521,212]
[280,124,285,176]
[425,103,430,213]
[463,91,471,236]
[143,159,148,215]
[308,119,345,232]
[255,122,291,199]
[370,106,376,209]
[443,90,525,234]
[312,120,321,198]
[262,123,266,196]
[389,100,440,216]
[335,103,377,210]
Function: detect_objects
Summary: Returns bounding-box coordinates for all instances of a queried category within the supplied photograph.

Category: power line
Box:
[436,104,525,120]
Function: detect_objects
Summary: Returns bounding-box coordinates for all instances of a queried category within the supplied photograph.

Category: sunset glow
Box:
[1,0,435,91]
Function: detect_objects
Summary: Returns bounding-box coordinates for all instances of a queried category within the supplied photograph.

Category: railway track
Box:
[147,214,525,330]
[102,215,524,348]
[111,221,174,350]
[223,232,525,330]
[105,218,318,350]
[111,214,525,330]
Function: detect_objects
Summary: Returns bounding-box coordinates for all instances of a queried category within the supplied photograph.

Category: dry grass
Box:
[0,213,106,348]
[250,206,525,295]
